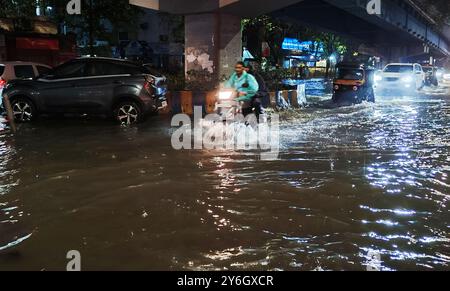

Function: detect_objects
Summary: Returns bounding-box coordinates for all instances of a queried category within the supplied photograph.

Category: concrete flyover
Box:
[270,0,450,64]
[130,0,450,77]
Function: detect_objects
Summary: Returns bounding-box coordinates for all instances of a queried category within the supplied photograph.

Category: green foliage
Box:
[166,71,186,91]
[185,70,217,91]
[260,68,296,91]
[166,70,218,92]
[242,15,348,67]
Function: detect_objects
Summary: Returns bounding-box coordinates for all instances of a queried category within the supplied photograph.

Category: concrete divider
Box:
[180,91,193,115]
[205,91,217,114]
[162,86,306,115]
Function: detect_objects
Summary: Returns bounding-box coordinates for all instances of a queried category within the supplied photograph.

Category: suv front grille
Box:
[386,77,399,82]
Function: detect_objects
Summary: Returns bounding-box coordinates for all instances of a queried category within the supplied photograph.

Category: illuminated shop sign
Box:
[282,38,324,54]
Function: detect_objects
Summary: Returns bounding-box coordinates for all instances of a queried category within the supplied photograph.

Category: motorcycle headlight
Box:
[401,76,413,83]
[219,91,233,100]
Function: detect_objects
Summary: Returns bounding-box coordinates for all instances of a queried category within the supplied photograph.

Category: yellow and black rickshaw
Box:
[332,63,376,104]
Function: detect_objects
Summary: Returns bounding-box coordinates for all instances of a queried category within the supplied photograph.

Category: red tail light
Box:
[144,81,151,92]
[144,76,155,93]
[0,78,6,89]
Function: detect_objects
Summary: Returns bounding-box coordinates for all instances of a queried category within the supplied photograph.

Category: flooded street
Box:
[0,88,449,271]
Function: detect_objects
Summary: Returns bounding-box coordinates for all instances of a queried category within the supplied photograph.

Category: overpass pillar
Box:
[185,13,242,87]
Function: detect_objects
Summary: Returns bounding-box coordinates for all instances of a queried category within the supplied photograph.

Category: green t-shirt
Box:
[224,71,259,102]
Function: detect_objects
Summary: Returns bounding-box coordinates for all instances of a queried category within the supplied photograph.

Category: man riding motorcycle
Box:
[224,61,259,118]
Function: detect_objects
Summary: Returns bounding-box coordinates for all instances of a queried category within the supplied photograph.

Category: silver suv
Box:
[2,58,167,125]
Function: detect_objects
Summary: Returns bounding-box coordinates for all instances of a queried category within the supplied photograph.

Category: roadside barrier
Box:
[163,85,306,115]
[2,93,16,133]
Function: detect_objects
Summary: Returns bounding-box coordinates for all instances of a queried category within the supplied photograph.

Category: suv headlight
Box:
[374,75,383,82]
[444,74,450,80]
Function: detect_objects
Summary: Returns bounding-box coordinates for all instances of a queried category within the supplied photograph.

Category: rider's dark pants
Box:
[253,101,264,122]
[242,107,253,117]
[242,102,264,123]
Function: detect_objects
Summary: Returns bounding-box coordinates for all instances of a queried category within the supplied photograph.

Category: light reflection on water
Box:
[0,91,449,270]
[0,138,33,255]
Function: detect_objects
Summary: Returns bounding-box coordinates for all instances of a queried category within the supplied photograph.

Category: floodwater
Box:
[0,87,449,271]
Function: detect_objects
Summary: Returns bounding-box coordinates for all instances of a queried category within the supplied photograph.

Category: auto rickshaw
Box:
[332,63,376,104]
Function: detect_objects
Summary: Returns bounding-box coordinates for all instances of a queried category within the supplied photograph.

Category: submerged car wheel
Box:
[11,98,36,122]
[114,102,142,126]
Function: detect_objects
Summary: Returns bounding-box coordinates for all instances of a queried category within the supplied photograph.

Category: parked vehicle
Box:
[422,65,439,87]
[438,68,450,87]
[0,61,52,108]
[375,63,425,95]
[2,57,167,125]
[332,63,376,104]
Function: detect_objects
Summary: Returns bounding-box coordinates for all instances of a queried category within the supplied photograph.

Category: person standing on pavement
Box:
[224,61,259,117]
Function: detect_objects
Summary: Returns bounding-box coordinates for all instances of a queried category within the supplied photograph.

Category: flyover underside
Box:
[130,0,304,16]
[271,0,448,60]
[130,0,448,75]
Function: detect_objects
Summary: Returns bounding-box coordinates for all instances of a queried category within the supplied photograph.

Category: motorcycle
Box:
[214,89,242,121]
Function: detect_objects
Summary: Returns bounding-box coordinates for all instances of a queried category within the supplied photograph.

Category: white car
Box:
[375,63,425,95]
[439,69,450,87]
[1,61,52,107]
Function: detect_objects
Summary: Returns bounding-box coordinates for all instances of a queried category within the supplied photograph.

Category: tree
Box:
[315,32,347,78]
[0,0,41,31]
[47,0,143,55]
[0,0,36,18]
[0,0,143,55]
[243,15,299,65]
[242,15,348,77]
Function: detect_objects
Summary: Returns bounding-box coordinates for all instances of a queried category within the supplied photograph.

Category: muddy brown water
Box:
[0,90,449,271]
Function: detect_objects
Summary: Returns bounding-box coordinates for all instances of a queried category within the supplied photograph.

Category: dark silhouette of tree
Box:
[242,15,347,77]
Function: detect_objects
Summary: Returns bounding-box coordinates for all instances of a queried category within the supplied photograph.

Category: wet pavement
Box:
[0,86,449,271]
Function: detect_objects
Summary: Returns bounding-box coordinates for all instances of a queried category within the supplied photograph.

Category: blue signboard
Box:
[282,38,324,55]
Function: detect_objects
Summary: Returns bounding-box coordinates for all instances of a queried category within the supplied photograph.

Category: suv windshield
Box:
[336,68,364,80]
[384,65,413,73]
